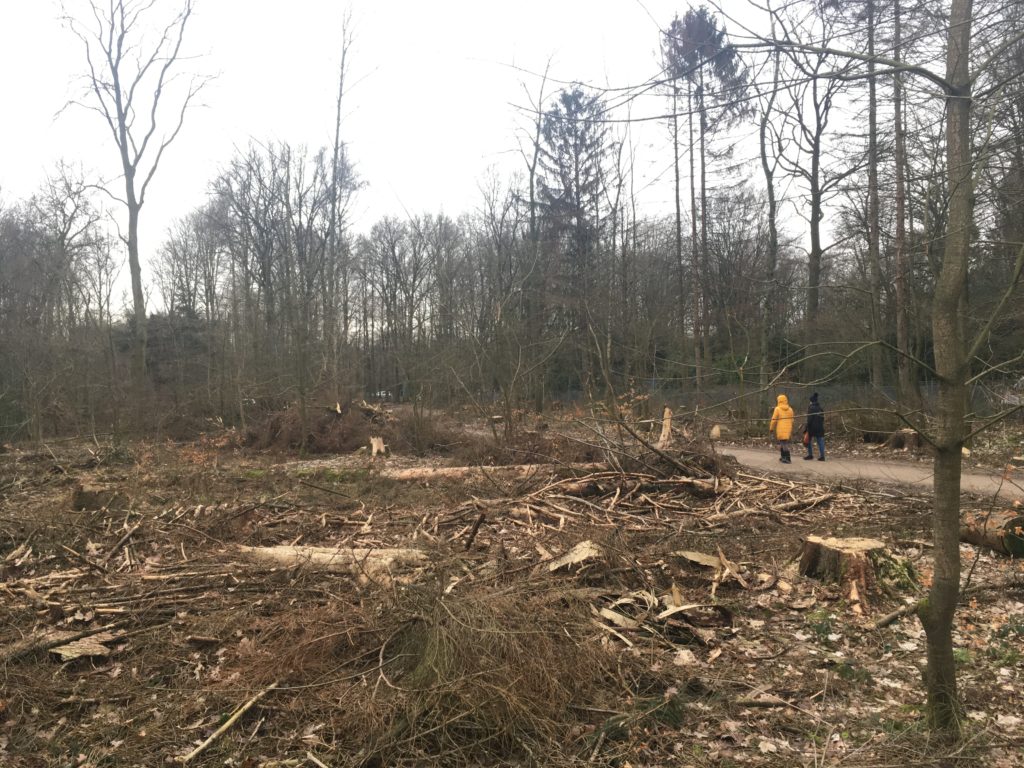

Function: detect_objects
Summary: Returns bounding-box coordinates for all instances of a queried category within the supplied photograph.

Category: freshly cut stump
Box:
[799,536,887,596]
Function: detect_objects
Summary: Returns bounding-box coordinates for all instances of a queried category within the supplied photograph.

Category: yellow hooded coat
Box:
[769,395,795,440]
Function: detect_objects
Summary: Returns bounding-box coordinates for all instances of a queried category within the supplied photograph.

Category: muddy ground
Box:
[1,411,1023,767]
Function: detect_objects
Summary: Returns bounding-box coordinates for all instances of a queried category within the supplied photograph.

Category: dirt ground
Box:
[2,412,1023,767]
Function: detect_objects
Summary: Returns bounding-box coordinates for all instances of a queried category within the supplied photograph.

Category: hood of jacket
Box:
[777,394,789,406]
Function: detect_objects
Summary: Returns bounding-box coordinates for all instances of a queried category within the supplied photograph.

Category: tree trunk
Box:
[758,48,781,399]
[866,1,885,391]
[698,70,712,386]
[687,88,703,397]
[673,87,688,373]
[892,0,920,409]
[918,0,973,734]
[807,80,823,327]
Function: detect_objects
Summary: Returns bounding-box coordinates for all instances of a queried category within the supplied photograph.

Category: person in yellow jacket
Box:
[768,394,795,464]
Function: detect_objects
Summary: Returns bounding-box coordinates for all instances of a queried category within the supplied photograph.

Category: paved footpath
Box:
[720,445,1024,501]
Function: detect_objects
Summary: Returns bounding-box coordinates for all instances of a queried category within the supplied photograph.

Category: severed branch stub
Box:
[799,536,887,607]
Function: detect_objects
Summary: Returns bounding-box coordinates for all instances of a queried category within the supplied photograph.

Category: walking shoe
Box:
[803,455,813,460]
[817,457,825,461]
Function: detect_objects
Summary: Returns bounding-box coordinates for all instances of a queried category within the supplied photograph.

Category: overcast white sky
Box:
[1,1,771,259]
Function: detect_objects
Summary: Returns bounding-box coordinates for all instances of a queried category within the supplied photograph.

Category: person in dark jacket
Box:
[803,392,825,461]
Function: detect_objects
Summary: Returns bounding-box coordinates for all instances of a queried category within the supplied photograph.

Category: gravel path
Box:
[720,445,1024,500]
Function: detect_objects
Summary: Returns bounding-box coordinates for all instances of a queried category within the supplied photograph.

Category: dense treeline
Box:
[1,0,1022,440]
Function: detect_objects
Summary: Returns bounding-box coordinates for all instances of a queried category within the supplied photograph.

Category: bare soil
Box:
[2,413,1023,767]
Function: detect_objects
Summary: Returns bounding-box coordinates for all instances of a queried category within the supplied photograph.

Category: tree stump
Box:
[960,509,1024,557]
[369,436,388,458]
[71,483,121,511]
[885,428,925,451]
[799,536,888,599]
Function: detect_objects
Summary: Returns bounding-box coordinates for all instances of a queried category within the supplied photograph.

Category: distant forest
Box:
[1,0,1022,440]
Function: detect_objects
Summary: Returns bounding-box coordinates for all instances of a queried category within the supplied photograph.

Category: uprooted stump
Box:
[961,509,1024,557]
[799,536,888,602]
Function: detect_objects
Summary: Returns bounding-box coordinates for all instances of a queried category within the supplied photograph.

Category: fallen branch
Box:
[381,462,605,481]
[102,521,143,565]
[776,493,834,512]
[298,479,355,499]
[178,681,279,764]
[464,513,486,551]
[873,576,1024,629]
[873,602,919,630]
[60,544,108,574]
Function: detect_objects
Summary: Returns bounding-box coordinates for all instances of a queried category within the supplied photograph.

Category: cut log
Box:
[799,536,887,596]
[381,462,605,482]
[237,545,426,576]
[960,509,1024,557]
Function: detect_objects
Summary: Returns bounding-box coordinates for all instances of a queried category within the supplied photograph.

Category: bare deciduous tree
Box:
[63,0,208,394]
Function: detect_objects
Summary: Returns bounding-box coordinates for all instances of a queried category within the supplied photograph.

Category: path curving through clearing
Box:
[720,445,1024,501]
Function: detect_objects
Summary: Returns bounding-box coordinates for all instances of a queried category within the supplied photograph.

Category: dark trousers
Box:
[805,436,825,458]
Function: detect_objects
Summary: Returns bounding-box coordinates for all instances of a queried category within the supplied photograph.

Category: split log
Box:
[960,509,1024,557]
[237,545,426,576]
[799,536,887,596]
